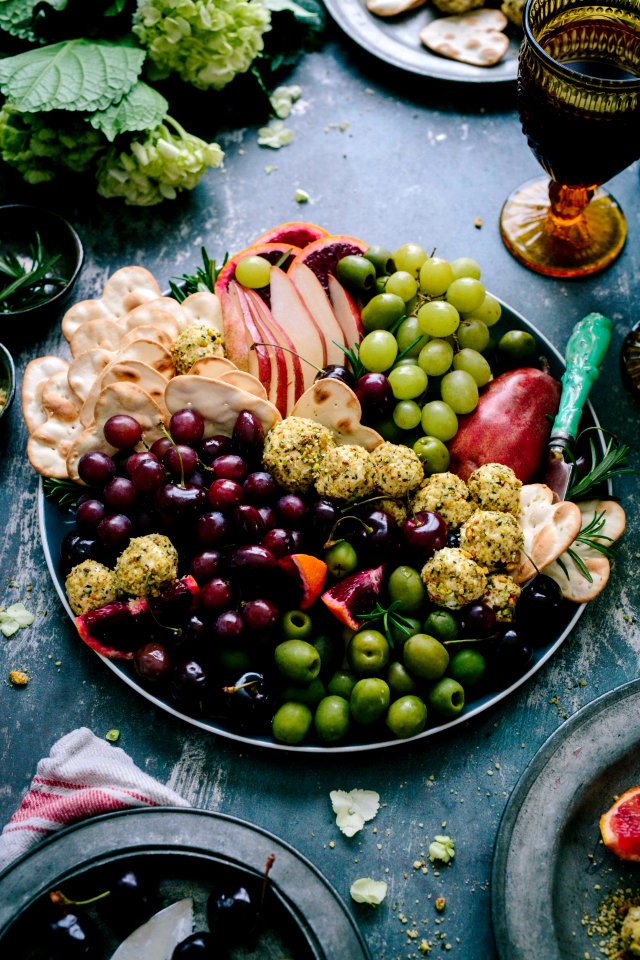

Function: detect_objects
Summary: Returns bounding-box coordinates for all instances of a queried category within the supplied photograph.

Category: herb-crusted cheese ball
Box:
[460,510,523,571]
[377,498,409,526]
[467,463,522,516]
[114,533,178,598]
[621,906,640,957]
[262,417,335,493]
[371,441,423,498]
[315,444,376,502]
[411,472,473,529]
[421,547,487,610]
[65,560,118,616]
[482,574,521,623]
[172,324,224,375]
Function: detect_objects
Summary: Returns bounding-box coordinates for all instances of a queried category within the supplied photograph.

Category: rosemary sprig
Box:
[169,247,227,302]
[0,233,66,312]
[359,599,417,648]
[334,340,366,380]
[556,509,618,585]
[567,432,635,501]
[42,477,82,508]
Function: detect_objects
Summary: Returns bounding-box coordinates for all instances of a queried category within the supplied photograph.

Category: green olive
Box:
[327,669,358,700]
[387,565,426,613]
[313,633,343,679]
[274,639,321,684]
[280,677,326,706]
[387,661,417,696]
[498,329,537,366]
[403,633,449,681]
[337,255,377,294]
[427,677,465,718]
[281,609,313,640]
[272,701,313,744]
[350,677,391,724]
[314,695,351,742]
[423,610,459,643]
[347,629,390,676]
[361,293,406,332]
[325,540,358,579]
[448,648,486,688]
[386,695,427,738]
[389,615,421,648]
[364,244,396,276]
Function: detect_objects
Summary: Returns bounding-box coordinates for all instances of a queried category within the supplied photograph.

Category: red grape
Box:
[78,451,116,487]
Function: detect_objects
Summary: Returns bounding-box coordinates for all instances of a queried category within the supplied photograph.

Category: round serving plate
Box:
[0,807,371,959]
[38,296,603,752]
[491,679,640,960]
[323,0,520,83]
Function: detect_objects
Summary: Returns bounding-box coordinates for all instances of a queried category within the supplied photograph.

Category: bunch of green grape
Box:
[337,242,502,473]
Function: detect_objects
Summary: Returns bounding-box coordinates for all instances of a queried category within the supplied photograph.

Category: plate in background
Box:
[323,0,519,83]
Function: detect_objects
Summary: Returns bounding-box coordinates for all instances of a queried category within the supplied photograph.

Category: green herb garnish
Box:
[566,431,635,501]
[358,599,417,648]
[43,476,83,508]
[169,247,227,303]
[0,233,67,312]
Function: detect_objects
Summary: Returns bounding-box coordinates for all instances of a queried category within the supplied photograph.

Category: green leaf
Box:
[263,0,318,20]
[89,81,168,141]
[0,0,40,40]
[0,40,145,113]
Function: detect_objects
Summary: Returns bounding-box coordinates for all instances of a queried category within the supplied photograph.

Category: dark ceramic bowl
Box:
[0,205,83,329]
[0,341,16,426]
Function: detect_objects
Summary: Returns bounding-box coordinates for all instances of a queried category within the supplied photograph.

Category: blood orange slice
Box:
[278,553,328,609]
[253,222,329,248]
[321,566,385,630]
[600,786,640,861]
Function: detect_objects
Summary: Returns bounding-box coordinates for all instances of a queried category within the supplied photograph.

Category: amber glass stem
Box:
[548,181,595,223]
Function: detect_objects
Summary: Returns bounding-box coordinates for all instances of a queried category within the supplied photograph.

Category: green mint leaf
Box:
[0,40,145,113]
[89,81,168,141]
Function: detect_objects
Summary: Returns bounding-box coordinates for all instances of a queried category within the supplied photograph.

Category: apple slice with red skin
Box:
[219,284,253,373]
[328,274,363,347]
[287,262,347,368]
[234,284,288,416]
[288,235,368,293]
[216,242,302,308]
[242,285,304,414]
[228,280,273,395]
[269,265,327,391]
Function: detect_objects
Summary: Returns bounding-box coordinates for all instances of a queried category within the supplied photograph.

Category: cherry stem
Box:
[325,515,372,548]
[159,423,185,488]
[259,854,276,913]
[50,888,112,908]
[222,679,259,695]
[251,342,320,372]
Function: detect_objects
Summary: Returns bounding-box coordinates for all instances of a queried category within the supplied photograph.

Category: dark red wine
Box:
[518,7,640,186]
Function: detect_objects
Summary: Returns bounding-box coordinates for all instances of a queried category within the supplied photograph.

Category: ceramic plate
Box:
[38,297,601,752]
[0,807,370,959]
[323,0,519,83]
[492,679,640,960]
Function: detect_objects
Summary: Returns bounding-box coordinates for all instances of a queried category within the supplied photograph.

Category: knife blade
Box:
[544,312,612,501]
[109,897,193,960]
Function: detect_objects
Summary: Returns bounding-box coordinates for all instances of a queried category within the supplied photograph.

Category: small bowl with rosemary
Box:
[0,204,83,332]
[0,340,16,427]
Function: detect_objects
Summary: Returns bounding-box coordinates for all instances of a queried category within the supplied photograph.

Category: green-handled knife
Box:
[544,312,613,501]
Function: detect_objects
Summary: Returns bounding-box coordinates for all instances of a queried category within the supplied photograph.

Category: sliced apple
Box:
[219,284,252,372]
[288,262,347,367]
[328,275,363,349]
[233,283,286,415]
[269,265,326,394]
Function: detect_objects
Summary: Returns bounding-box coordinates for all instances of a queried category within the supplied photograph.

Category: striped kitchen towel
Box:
[0,727,189,873]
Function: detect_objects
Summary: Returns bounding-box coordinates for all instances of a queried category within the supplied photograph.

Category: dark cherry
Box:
[96,513,133,549]
[232,409,265,466]
[233,504,266,542]
[190,550,222,584]
[242,598,279,632]
[256,505,277,531]
[516,575,564,644]
[221,671,271,731]
[196,511,228,546]
[354,372,394,423]
[214,609,245,641]
[275,494,307,528]
[103,414,142,450]
[315,363,356,390]
[47,909,99,959]
[304,499,340,549]
[207,884,254,943]
[100,867,157,936]
[154,484,207,522]
[200,577,233,613]
[208,478,244,511]
[261,528,298,559]
[170,408,205,446]
[103,476,138,513]
[163,444,199,479]
[243,471,277,504]
[130,456,166,494]
[355,509,399,563]
[488,627,533,686]
[171,932,217,959]
[461,601,497,638]
[212,453,248,483]
[75,499,105,532]
[150,436,174,460]
[228,545,277,575]
[401,511,448,560]
[170,657,208,705]
[200,435,232,465]
[77,451,116,487]
[134,642,172,683]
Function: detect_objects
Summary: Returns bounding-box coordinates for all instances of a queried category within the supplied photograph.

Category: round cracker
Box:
[578,499,626,546]
[543,554,611,603]
[218,370,268,400]
[515,484,582,584]
[189,356,238,377]
[290,379,383,452]
[67,349,114,404]
[81,360,168,427]
[115,339,175,378]
[61,298,115,343]
[70,318,124,358]
[27,416,84,479]
[123,303,181,339]
[120,324,176,352]
[101,266,162,317]
[22,356,69,433]
[164,374,281,439]
[420,9,509,67]
[180,291,224,334]
[41,369,81,424]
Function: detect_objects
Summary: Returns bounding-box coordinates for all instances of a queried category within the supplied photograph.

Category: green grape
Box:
[375,276,388,294]
[359,330,398,372]
[440,370,479,414]
[420,401,458,442]
[385,270,418,302]
[450,257,481,280]
[393,400,422,430]
[413,436,450,474]
[418,339,454,376]
[463,292,502,328]
[393,243,428,277]
[393,357,419,366]
[396,316,428,357]
[361,292,406,331]
[498,329,537,364]
[446,278,485,314]
[452,349,492,387]
[417,300,460,338]
[235,255,271,289]
[457,319,490,352]
[419,257,453,296]
[387,364,428,400]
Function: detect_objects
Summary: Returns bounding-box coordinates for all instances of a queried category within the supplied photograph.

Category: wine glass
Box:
[500,0,640,278]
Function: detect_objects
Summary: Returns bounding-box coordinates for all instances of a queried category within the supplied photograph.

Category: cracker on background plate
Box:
[420,9,509,67]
